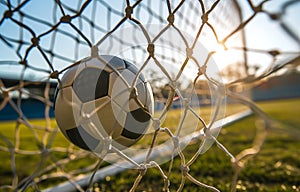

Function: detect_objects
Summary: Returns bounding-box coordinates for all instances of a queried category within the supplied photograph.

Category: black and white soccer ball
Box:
[54,55,154,151]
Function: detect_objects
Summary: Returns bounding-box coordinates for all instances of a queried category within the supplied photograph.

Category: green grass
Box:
[95,98,300,192]
[0,98,299,191]
[0,119,98,190]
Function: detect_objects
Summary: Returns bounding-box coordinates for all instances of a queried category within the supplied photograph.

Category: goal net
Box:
[0,0,299,191]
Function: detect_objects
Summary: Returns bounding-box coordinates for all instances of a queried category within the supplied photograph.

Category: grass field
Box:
[0,98,299,191]
[96,98,300,192]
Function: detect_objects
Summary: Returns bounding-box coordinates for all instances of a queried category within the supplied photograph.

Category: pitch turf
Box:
[97,98,300,192]
[0,98,299,191]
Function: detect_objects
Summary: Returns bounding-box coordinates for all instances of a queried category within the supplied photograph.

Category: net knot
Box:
[203,128,213,138]
[183,98,190,108]
[217,84,225,95]
[199,65,207,75]
[80,112,91,124]
[50,70,59,79]
[170,80,176,89]
[19,60,27,67]
[147,43,155,57]
[197,68,203,76]
[201,13,208,23]
[268,13,280,21]
[268,50,280,57]
[3,10,13,18]
[91,46,99,57]
[103,136,113,152]
[1,90,9,98]
[130,87,138,99]
[138,164,147,176]
[186,47,193,58]
[181,165,190,176]
[152,118,160,131]
[253,4,263,13]
[125,6,133,19]
[167,13,175,25]
[172,136,179,148]
[31,37,39,47]
[60,15,72,23]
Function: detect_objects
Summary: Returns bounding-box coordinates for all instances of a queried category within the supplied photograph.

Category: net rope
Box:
[0,0,299,191]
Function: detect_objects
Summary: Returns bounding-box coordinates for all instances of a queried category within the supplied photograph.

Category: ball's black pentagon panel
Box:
[73,67,110,103]
[121,108,151,139]
[129,108,151,123]
[121,128,142,140]
[94,70,110,99]
[66,125,99,150]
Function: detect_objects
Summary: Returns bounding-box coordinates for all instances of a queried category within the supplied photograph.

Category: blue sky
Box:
[243,0,299,51]
[0,0,299,81]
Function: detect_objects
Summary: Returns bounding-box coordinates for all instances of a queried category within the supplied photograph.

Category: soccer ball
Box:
[54,55,154,152]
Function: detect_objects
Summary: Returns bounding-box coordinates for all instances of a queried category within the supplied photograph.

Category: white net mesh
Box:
[0,0,299,191]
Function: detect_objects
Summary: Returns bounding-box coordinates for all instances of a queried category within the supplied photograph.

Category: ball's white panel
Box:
[80,96,111,138]
[145,82,154,115]
[120,69,137,85]
[54,87,82,134]
[93,141,105,154]
[60,61,85,88]
[110,69,141,112]
[110,99,128,135]
[135,82,147,104]
[124,60,139,76]
[109,71,130,112]
[85,57,112,72]
[128,81,148,111]
[83,99,126,138]
[99,55,126,71]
